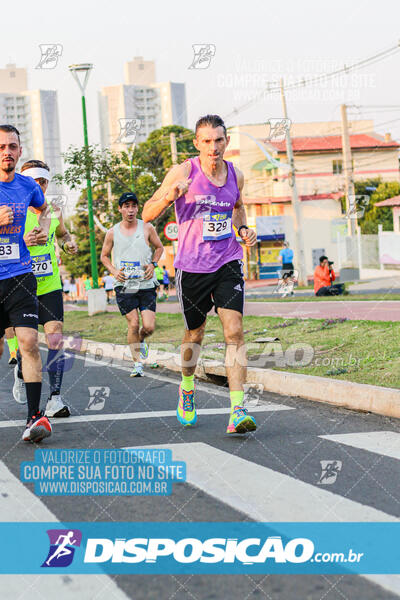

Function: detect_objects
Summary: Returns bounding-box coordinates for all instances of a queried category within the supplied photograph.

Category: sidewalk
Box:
[65,299,400,321]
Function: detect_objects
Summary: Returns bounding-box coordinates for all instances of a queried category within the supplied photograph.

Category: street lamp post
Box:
[69,63,98,289]
[128,144,136,193]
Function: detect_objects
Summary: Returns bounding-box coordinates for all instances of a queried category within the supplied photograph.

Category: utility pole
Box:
[170,132,178,165]
[340,104,357,236]
[280,78,307,286]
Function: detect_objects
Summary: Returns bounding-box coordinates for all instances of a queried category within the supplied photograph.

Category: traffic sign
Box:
[164,221,178,241]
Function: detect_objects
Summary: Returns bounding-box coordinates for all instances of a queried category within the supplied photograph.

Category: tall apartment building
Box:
[99,57,187,151]
[124,57,155,86]
[0,63,27,93]
[0,64,63,195]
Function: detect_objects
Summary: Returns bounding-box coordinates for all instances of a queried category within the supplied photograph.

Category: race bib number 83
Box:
[0,236,20,262]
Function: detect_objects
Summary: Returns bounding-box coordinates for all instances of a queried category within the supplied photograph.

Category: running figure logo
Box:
[317,460,342,485]
[346,195,370,219]
[266,118,291,142]
[44,333,82,374]
[188,44,216,69]
[115,118,142,144]
[47,194,67,209]
[243,384,264,407]
[36,44,63,69]
[41,529,82,567]
[86,386,110,411]
[274,270,298,297]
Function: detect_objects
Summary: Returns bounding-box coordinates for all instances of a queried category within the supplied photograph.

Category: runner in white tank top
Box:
[101,192,163,377]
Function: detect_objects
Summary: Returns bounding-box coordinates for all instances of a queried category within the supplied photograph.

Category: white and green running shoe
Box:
[139,341,149,360]
[130,362,144,377]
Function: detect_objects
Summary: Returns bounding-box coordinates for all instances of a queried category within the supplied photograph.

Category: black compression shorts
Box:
[0,272,39,330]
[37,288,64,325]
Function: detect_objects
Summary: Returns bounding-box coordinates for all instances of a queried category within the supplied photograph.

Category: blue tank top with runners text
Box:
[0,174,45,280]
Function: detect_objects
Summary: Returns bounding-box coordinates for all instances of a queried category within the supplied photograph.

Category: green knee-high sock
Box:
[181,374,194,392]
[230,391,244,411]
[6,335,18,353]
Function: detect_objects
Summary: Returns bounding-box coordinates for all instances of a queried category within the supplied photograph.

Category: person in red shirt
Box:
[314,256,345,296]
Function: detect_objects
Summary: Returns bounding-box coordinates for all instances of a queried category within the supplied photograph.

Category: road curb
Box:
[43,334,400,420]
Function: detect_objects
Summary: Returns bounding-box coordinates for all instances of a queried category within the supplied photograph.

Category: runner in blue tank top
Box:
[0,124,53,443]
[143,115,258,435]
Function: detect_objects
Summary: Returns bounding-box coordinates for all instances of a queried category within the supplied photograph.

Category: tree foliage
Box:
[55,125,196,276]
[354,178,398,234]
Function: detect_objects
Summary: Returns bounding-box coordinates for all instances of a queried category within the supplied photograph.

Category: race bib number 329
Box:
[202,213,232,241]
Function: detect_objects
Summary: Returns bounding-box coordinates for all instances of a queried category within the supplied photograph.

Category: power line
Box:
[223,42,400,121]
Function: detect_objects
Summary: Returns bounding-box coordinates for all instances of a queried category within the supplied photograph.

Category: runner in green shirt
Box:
[154,264,164,299]
[12,160,78,418]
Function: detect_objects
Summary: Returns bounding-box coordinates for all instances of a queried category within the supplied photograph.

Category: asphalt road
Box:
[0,348,399,600]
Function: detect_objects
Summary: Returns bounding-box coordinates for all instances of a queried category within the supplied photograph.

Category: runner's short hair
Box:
[319,255,328,263]
[195,114,227,137]
[21,159,50,172]
[0,124,20,143]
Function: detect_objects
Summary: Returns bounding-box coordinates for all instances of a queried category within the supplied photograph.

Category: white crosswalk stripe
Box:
[0,461,129,599]
[320,431,400,461]
[125,442,400,598]
[125,442,396,523]
[0,403,292,430]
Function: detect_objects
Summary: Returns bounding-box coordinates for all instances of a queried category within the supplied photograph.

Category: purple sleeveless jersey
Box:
[174,157,243,273]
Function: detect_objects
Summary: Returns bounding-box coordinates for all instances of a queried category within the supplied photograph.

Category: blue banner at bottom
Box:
[0,522,398,574]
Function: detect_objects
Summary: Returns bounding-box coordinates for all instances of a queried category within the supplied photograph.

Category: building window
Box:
[332,160,343,174]
[139,64,144,70]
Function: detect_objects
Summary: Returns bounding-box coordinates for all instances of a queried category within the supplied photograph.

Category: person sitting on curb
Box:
[314,256,345,296]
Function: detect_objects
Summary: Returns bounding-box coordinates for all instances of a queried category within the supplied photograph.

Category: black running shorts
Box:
[0,273,39,330]
[175,260,245,331]
[0,303,5,337]
[115,286,157,316]
[37,288,64,325]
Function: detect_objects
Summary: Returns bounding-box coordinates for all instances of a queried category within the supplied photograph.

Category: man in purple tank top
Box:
[143,115,257,434]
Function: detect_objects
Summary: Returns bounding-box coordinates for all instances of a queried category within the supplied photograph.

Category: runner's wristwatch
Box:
[151,261,158,268]
[238,225,249,236]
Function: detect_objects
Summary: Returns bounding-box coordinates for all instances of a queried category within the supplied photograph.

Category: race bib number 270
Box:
[32,254,53,277]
